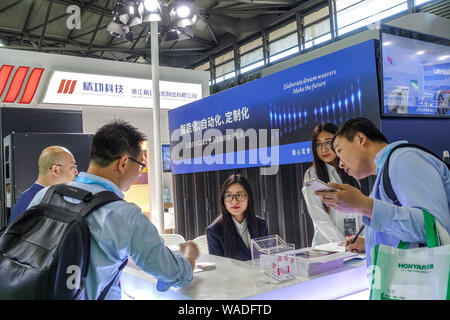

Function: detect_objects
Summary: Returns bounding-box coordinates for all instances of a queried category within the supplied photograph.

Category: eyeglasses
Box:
[52,164,78,171]
[128,157,147,172]
[316,141,332,149]
[116,155,147,172]
[224,193,247,202]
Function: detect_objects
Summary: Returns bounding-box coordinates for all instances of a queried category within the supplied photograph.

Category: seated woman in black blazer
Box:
[206,174,268,261]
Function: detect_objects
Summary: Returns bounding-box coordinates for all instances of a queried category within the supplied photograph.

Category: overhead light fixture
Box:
[176,4,190,18]
[171,1,196,28]
[125,31,134,42]
[143,13,162,22]
[142,0,161,22]
[130,16,143,27]
[119,13,131,24]
[107,0,197,43]
[164,29,179,41]
[416,50,424,55]
[106,20,124,37]
[143,0,160,12]
[177,18,193,28]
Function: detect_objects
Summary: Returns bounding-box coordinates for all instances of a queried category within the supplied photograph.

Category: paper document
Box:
[194,262,216,273]
[314,242,346,253]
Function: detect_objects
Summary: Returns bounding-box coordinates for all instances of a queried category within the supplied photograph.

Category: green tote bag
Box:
[369,210,450,300]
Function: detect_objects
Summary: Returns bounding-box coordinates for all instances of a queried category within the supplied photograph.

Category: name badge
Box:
[344,218,356,236]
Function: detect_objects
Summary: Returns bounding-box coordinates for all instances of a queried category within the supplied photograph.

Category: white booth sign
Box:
[42,71,202,109]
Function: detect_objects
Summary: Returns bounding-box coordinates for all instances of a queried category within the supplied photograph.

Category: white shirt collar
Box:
[232,218,251,249]
[232,217,247,231]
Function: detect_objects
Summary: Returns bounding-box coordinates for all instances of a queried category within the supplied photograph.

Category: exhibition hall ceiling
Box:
[0,0,448,69]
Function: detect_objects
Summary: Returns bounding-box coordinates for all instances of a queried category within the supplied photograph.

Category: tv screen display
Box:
[381,33,450,117]
[162,144,171,172]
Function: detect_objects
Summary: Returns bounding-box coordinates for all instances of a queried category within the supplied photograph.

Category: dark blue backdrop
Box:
[381,117,450,157]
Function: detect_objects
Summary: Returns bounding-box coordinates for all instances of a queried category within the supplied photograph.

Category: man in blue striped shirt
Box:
[29,120,199,299]
[315,118,450,267]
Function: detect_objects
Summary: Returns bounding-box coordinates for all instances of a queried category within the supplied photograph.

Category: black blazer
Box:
[206,216,268,261]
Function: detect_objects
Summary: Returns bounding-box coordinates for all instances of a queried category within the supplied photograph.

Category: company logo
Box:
[57,79,77,94]
[433,68,450,76]
[0,65,45,104]
[386,56,396,67]
[398,263,434,271]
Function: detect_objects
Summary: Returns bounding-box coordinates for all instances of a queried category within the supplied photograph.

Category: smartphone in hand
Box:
[304,178,336,192]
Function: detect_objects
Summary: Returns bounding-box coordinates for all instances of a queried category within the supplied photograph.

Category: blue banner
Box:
[168,40,380,174]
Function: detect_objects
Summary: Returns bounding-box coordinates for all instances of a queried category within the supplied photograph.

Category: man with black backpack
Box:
[20,119,199,299]
[314,117,450,267]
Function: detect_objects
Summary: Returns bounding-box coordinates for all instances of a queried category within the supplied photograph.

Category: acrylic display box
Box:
[251,235,297,285]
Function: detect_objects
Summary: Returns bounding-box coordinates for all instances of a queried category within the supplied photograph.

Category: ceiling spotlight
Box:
[130,16,143,27]
[106,20,124,37]
[119,13,131,24]
[143,12,162,22]
[177,18,194,28]
[144,0,160,12]
[171,1,196,27]
[176,5,190,18]
[164,30,179,41]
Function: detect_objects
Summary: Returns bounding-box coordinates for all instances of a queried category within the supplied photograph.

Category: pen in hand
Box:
[349,224,365,245]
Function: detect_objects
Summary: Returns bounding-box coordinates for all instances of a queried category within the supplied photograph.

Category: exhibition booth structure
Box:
[0,47,209,229]
[0,21,448,301]
[167,26,450,246]
[122,27,446,300]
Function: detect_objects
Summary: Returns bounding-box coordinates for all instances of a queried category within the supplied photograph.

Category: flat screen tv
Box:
[162,144,171,172]
[381,32,450,118]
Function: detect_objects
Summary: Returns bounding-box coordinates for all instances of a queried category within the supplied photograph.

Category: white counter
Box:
[120,252,369,300]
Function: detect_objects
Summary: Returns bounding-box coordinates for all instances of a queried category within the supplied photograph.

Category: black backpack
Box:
[0,184,125,300]
[382,143,450,206]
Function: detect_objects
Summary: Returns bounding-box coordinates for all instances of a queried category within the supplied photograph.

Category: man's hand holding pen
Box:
[345,236,365,253]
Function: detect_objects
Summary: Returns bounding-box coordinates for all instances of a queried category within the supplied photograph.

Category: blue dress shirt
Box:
[8,182,44,225]
[28,172,193,300]
[363,141,450,266]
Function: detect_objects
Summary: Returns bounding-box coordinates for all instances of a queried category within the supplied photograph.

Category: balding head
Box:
[37,146,78,186]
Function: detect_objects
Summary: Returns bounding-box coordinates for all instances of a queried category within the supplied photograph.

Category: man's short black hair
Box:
[332,117,388,147]
[90,119,147,167]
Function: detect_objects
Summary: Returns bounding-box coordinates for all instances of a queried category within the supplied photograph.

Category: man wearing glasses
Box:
[29,119,199,300]
[8,146,78,224]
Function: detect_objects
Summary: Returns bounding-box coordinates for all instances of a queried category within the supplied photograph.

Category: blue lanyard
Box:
[75,175,115,193]
[376,144,404,176]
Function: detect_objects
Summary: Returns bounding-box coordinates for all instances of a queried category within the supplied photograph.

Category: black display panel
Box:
[5,132,92,204]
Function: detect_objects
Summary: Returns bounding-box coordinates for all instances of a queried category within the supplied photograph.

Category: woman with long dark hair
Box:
[302,123,363,247]
[206,174,268,261]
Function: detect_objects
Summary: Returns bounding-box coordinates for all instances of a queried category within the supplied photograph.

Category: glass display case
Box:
[251,235,297,285]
